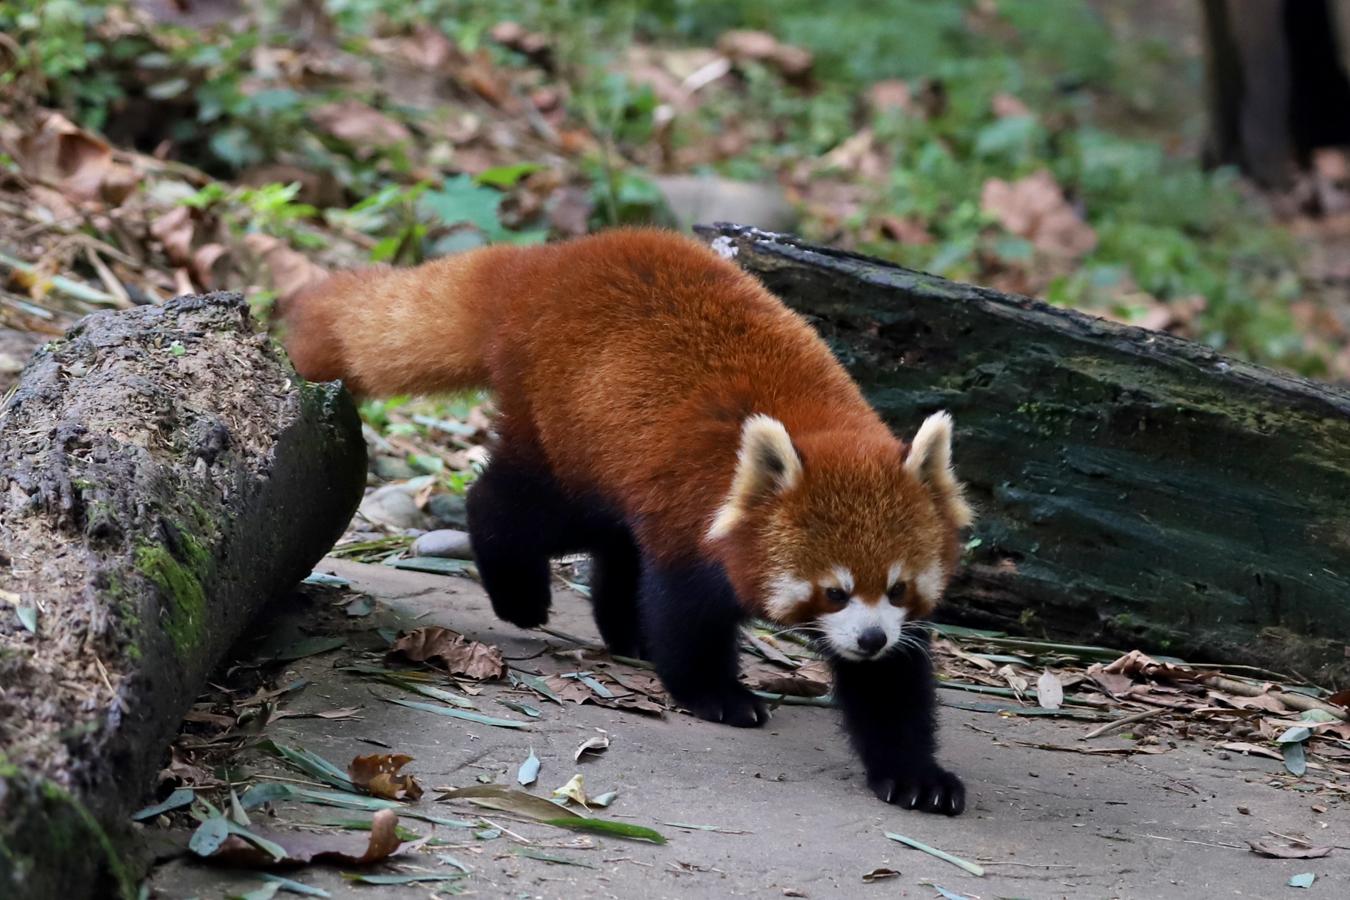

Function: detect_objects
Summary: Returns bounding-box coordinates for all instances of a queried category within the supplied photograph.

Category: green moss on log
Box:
[134,532,209,657]
[0,774,136,900]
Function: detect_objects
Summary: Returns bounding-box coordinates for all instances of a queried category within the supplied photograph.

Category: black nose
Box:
[857,627,886,655]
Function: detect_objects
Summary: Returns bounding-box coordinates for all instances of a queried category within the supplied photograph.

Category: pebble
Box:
[427,491,469,529]
[411,529,474,559]
[359,483,427,530]
[372,455,418,481]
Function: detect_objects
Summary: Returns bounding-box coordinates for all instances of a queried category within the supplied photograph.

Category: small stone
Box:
[411,529,474,559]
[359,483,427,530]
[372,455,419,481]
[426,492,469,529]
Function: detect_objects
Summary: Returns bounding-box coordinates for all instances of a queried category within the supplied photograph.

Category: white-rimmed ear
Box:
[904,411,973,527]
[707,415,802,540]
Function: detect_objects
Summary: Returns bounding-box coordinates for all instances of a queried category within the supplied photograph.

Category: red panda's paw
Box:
[684,686,769,728]
[869,766,965,816]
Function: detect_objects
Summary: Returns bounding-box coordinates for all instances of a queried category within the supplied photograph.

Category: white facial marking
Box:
[763,573,813,619]
[914,562,946,604]
[820,597,907,661]
[886,561,904,589]
[828,566,855,594]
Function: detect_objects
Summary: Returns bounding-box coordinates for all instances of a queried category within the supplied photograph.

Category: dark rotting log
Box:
[0,293,365,898]
[699,224,1350,687]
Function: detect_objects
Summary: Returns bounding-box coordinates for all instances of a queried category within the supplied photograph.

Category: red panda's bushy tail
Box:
[278,244,529,397]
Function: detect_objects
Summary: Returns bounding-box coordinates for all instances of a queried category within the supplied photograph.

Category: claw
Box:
[869,766,966,815]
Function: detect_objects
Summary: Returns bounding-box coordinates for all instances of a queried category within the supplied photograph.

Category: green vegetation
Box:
[0,0,1331,395]
[134,535,209,656]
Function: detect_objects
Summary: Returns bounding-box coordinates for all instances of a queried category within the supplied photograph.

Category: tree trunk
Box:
[0,294,365,898]
[1202,0,1350,188]
[699,224,1350,687]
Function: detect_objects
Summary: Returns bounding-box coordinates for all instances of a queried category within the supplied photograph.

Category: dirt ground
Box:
[145,560,1348,899]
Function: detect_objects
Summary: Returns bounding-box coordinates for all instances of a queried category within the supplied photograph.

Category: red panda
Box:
[282,228,973,815]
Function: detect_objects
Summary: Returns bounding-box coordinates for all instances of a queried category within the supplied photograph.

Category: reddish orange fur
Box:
[281,229,964,620]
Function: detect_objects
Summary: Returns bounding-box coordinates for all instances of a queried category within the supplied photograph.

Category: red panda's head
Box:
[707,412,972,662]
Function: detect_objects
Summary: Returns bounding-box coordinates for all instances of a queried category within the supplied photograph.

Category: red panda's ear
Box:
[707,415,802,540]
[904,411,974,528]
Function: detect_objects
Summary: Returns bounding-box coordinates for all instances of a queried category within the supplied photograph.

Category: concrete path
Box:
[148,561,1348,899]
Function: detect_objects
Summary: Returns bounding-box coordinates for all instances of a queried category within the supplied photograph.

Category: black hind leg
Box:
[466,460,574,629]
[589,535,643,658]
[468,457,642,645]
[639,560,766,727]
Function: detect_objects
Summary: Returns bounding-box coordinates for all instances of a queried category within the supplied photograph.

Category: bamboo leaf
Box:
[884,831,985,876]
[381,696,529,729]
[132,788,195,821]
[542,817,666,844]
[517,748,540,786]
[261,741,358,791]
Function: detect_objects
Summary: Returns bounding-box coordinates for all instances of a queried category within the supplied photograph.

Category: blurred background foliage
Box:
[2,0,1349,509]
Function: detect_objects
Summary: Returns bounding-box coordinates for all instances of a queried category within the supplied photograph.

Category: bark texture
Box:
[700,224,1350,687]
[0,293,365,898]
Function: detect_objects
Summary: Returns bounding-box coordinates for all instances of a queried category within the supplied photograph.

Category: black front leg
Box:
[638,560,767,727]
[830,631,965,815]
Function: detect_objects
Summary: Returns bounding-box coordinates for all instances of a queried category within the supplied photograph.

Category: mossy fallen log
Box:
[0,294,365,899]
[700,224,1350,687]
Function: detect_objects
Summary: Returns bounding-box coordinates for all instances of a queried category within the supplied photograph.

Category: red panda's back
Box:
[481,230,886,560]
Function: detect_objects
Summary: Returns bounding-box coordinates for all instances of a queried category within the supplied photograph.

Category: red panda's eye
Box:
[886,583,907,605]
[824,587,849,607]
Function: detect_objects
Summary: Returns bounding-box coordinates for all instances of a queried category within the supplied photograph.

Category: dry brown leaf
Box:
[271,706,362,722]
[489,20,552,62]
[1219,741,1285,761]
[543,674,599,704]
[387,626,506,680]
[574,733,610,761]
[1086,664,1136,697]
[541,671,667,716]
[206,808,406,867]
[861,867,901,883]
[866,80,913,115]
[1099,650,1197,682]
[716,30,813,79]
[158,746,220,789]
[191,242,228,288]
[150,206,194,268]
[991,92,1031,118]
[310,100,412,150]
[998,664,1030,698]
[1329,688,1350,709]
[100,163,141,205]
[1207,690,1289,714]
[548,186,594,237]
[876,215,933,246]
[400,24,457,69]
[349,753,424,801]
[457,53,513,107]
[1018,740,1164,756]
[980,169,1096,258]
[746,660,831,697]
[17,112,113,200]
[1247,839,1332,859]
[244,233,328,305]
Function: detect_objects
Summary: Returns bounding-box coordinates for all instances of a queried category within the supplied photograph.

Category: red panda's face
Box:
[708,413,972,661]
